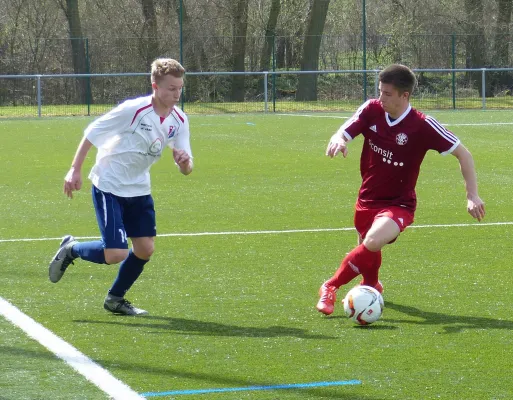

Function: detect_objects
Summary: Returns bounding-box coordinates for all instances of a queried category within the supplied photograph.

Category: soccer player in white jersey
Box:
[49,58,192,315]
[316,64,486,315]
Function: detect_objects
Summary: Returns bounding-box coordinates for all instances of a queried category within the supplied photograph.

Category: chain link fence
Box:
[2,32,512,116]
[2,68,512,117]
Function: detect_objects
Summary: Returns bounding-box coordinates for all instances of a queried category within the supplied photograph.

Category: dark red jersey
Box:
[341,99,460,211]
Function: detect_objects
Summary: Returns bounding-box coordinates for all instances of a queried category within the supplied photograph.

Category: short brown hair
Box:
[151,58,185,84]
[378,64,417,97]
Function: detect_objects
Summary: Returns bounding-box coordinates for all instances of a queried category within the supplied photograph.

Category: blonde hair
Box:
[151,58,185,84]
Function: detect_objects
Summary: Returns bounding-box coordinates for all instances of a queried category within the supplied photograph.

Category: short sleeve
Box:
[85,102,131,148]
[168,114,193,159]
[424,116,460,155]
[339,100,373,141]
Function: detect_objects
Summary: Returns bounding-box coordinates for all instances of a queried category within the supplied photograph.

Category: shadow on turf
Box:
[385,301,513,333]
[322,315,398,330]
[0,345,386,400]
[73,315,338,339]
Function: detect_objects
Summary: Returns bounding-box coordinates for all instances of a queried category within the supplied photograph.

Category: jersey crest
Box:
[168,126,177,139]
[395,133,408,145]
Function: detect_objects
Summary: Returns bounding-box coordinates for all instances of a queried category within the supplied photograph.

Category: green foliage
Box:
[1,111,513,399]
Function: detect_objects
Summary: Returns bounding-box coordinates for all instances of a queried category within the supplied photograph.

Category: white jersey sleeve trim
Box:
[425,116,460,155]
[440,140,461,156]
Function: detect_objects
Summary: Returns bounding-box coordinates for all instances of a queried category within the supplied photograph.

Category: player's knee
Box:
[362,235,385,252]
[104,249,129,264]
[134,243,154,260]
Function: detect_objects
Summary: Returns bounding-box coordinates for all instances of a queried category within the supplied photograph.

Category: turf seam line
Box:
[140,379,362,396]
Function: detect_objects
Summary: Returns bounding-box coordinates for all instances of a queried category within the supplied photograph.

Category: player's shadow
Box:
[386,301,513,333]
[74,315,337,340]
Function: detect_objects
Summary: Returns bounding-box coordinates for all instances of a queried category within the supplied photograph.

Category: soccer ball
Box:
[343,285,384,325]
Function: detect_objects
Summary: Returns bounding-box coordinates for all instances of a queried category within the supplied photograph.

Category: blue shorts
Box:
[92,186,157,249]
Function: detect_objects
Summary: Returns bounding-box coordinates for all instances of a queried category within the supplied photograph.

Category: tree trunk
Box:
[230,0,249,102]
[487,0,513,95]
[464,0,489,96]
[61,0,88,103]
[174,0,208,71]
[494,0,512,66]
[140,0,159,68]
[173,0,208,102]
[259,0,281,72]
[296,0,331,101]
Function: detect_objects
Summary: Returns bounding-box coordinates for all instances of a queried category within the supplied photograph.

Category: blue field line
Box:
[140,379,361,397]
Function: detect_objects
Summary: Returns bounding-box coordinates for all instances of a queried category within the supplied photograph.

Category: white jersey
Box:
[85,95,192,197]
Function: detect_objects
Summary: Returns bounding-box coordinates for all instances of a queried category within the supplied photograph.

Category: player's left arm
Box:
[451,143,486,221]
[170,115,193,175]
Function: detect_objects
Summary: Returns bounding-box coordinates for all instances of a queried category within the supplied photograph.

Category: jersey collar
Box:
[385,104,411,127]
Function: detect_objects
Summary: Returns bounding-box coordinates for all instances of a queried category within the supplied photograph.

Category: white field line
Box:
[0,221,511,243]
[276,113,349,119]
[0,297,144,400]
[443,122,513,126]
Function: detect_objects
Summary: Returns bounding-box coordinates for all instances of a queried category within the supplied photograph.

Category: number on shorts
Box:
[118,229,127,243]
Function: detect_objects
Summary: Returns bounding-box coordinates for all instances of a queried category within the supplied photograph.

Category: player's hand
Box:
[173,148,191,174]
[467,195,485,222]
[326,133,348,158]
[63,167,82,199]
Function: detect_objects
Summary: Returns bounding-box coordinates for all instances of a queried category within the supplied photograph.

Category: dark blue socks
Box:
[72,241,106,264]
[71,242,148,298]
[108,250,148,297]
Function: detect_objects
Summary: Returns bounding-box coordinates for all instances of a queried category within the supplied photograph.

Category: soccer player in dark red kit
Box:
[316,64,486,315]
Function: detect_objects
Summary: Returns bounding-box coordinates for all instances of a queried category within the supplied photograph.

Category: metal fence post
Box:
[264,72,268,113]
[481,68,486,110]
[85,38,91,116]
[451,34,456,110]
[374,70,379,98]
[362,0,367,102]
[37,75,41,118]
[272,35,276,113]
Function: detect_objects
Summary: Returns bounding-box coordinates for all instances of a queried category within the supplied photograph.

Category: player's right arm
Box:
[63,137,94,199]
[64,101,132,198]
[326,131,349,158]
[326,100,372,158]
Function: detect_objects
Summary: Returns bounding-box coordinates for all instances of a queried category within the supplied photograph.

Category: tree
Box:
[295,0,331,101]
[259,0,281,72]
[493,0,512,67]
[172,0,209,101]
[173,0,208,71]
[140,0,159,68]
[464,0,488,96]
[488,0,513,94]
[56,0,89,103]
[230,0,249,102]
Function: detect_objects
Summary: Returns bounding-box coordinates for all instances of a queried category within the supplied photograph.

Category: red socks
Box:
[326,244,381,289]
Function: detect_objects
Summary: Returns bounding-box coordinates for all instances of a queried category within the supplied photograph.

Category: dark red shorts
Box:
[354,203,415,241]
